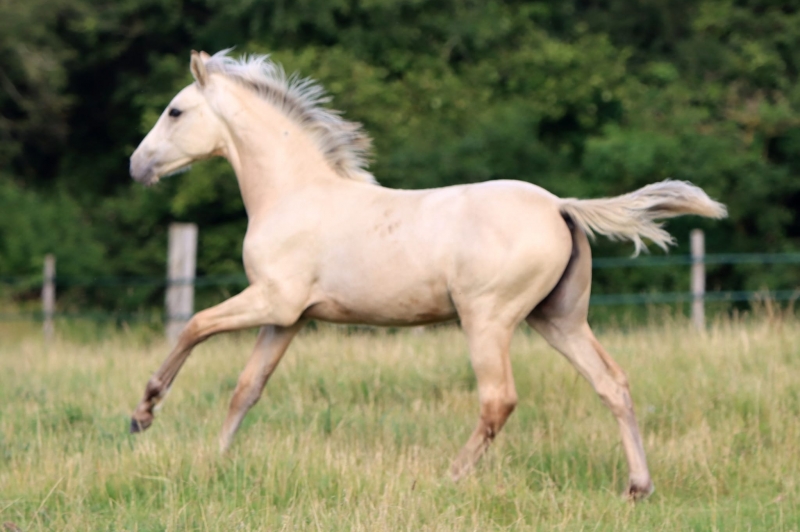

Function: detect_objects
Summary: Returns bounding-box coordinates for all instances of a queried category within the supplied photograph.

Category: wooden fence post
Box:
[42,254,55,342]
[691,229,705,331]
[166,223,198,344]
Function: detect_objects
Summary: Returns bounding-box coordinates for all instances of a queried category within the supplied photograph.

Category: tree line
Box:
[2,0,799,313]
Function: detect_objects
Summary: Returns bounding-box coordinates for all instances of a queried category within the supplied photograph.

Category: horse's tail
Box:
[557,180,727,256]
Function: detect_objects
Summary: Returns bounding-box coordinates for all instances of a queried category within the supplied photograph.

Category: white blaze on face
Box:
[129,82,224,185]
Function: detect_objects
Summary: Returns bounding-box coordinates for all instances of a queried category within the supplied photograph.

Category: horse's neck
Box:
[214,82,340,217]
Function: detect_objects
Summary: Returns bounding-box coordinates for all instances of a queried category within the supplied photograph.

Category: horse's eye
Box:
[168,108,183,118]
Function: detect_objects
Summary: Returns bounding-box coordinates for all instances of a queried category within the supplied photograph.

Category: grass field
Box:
[1,314,799,531]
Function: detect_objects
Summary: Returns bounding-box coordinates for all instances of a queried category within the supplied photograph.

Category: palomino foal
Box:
[129,50,726,499]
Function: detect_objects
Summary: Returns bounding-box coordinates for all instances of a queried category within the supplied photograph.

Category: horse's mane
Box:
[205,50,376,184]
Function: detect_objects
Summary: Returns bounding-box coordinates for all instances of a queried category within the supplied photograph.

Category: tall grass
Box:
[1,314,799,530]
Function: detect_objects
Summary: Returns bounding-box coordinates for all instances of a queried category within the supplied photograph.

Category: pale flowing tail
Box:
[558,180,727,255]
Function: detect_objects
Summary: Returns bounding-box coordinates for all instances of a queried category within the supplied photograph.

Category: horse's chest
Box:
[241,228,317,282]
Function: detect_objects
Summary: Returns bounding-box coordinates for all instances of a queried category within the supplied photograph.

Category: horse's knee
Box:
[177,316,202,344]
[175,312,217,347]
[612,368,630,389]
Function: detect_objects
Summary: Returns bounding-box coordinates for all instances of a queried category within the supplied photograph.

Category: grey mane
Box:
[205,50,376,184]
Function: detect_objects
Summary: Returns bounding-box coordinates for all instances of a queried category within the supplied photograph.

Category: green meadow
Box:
[1,315,799,530]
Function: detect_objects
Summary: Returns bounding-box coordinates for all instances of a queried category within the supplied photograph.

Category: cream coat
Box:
[129,51,726,499]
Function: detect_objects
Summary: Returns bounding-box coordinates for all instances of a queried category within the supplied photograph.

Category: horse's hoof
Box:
[625,480,654,501]
[130,416,152,434]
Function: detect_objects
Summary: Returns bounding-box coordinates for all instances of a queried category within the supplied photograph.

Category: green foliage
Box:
[1,0,800,312]
[0,0,79,163]
[0,177,103,280]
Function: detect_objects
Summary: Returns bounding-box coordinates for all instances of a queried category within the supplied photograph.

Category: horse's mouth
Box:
[131,160,192,186]
[148,160,193,185]
[161,164,193,179]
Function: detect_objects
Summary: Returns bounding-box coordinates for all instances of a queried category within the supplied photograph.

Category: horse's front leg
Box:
[130,285,276,433]
[219,321,306,451]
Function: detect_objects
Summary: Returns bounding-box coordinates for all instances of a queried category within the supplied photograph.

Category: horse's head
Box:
[130,51,225,185]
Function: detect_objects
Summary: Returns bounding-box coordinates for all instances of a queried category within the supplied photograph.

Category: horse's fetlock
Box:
[625,479,654,501]
[503,394,518,414]
[145,378,163,398]
[480,396,516,438]
[495,394,518,420]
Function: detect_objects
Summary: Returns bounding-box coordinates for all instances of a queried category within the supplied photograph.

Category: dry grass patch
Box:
[1,317,799,530]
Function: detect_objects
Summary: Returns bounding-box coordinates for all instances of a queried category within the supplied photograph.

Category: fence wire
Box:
[2,253,800,322]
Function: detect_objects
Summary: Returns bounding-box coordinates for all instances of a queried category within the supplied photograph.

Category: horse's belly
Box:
[302,288,457,326]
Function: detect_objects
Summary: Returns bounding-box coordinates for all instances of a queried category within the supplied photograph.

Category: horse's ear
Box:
[190,50,209,87]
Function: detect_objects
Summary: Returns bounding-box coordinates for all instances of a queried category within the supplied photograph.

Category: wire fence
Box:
[590,252,800,306]
[1,252,799,323]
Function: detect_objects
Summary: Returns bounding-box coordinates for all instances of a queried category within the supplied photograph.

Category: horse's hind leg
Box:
[450,317,518,481]
[529,318,652,499]
[527,225,653,499]
[219,322,305,451]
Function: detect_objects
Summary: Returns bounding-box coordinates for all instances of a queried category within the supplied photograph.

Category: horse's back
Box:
[304,179,574,327]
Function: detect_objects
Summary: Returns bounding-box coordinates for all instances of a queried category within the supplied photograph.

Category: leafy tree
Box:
[1,0,799,315]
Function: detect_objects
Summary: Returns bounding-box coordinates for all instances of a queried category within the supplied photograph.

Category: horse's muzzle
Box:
[129,156,158,186]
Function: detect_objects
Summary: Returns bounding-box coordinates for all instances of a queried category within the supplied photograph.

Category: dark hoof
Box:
[130,417,152,434]
[625,481,654,501]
